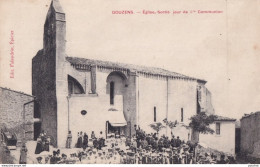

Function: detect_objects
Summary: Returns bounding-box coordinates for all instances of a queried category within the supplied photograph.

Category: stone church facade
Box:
[32,0,214,147]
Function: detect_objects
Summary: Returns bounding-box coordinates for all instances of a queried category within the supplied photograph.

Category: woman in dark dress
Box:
[82,133,88,151]
[77,132,83,148]
[91,131,95,139]
[44,136,50,151]
[35,137,42,154]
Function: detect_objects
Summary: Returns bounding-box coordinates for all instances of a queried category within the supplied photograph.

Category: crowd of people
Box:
[73,131,106,151]
[32,128,236,164]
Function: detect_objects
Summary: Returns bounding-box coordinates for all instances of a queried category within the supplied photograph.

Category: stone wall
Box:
[240,111,260,157]
[0,87,34,144]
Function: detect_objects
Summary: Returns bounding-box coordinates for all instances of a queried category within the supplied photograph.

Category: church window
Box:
[81,110,87,115]
[110,82,114,105]
[216,122,221,135]
[68,75,85,95]
[154,107,156,122]
[181,108,184,122]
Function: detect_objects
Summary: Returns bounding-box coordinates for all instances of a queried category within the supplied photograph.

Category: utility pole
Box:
[67,96,71,132]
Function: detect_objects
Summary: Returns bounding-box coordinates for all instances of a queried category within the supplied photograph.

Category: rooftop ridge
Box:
[241,111,260,120]
[0,87,35,98]
[214,115,236,121]
[66,56,206,82]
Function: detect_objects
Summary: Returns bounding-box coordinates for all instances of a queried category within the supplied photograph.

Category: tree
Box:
[188,112,217,143]
[189,112,217,134]
[163,118,178,135]
[149,122,165,134]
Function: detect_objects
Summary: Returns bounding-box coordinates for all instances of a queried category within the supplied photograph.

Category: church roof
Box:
[214,115,236,122]
[66,56,205,82]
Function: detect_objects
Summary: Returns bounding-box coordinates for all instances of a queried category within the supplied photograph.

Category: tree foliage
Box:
[149,122,165,134]
[189,112,217,134]
[163,118,178,133]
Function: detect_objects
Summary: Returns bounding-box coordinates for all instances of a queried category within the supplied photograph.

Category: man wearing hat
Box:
[153,139,159,151]
[176,136,181,147]
[50,151,57,164]
[173,149,180,164]
[36,156,43,164]
[159,137,165,152]
[171,135,177,148]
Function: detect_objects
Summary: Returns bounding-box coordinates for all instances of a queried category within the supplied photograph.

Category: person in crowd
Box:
[19,143,28,164]
[217,154,227,164]
[36,157,43,164]
[78,131,83,148]
[93,137,99,150]
[100,131,105,148]
[83,132,88,151]
[115,130,120,138]
[44,156,50,164]
[227,155,236,164]
[158,137,164,152]
[176,136,182,147]
[44,136,50,151]
[35,137,42,154]
[29,128,236,164]
[66,131,72,148]
[50,151,57,164]
[40,130,46,142]
[91,131,95,139]
[171,135,177,148]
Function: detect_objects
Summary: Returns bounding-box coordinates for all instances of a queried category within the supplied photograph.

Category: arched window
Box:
[181,108,184,122]
[68,75,85,95]
[110,82,114,105]
[154,107,156,122]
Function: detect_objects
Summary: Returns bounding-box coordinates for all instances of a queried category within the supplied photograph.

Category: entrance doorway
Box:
[106,121,125,139]
[34,122,41,140]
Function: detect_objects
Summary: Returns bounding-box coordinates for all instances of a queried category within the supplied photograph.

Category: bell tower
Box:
[33,0,67,147]
[43,0,66,61]
[43,0,68,147]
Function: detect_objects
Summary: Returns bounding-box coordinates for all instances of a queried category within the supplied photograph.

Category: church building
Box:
[32,0,215,148]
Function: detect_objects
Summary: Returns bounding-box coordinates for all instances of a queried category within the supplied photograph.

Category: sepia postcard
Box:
[0,0,259,165]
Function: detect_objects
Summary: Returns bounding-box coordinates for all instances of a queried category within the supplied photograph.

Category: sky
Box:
[0,0,259,120]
